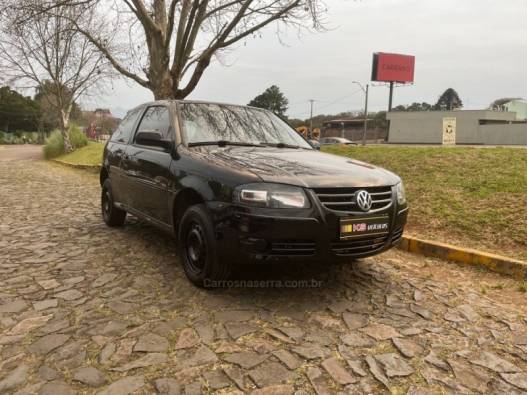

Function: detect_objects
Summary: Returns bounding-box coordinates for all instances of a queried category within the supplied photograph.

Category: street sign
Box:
[442,117,456,145]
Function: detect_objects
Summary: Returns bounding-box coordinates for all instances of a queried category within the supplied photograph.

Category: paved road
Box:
[0,144,43,161]
[1,150,527,394]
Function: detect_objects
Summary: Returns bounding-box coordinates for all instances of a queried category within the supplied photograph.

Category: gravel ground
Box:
[1,149,527,394]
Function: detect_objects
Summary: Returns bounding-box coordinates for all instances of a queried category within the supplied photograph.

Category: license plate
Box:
[340,215,389,239]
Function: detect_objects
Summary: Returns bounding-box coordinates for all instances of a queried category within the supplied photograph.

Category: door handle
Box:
[121,154,130,170]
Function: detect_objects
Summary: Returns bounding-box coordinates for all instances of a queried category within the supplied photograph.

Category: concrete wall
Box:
[387,110,527,145]
[479,123,527,145]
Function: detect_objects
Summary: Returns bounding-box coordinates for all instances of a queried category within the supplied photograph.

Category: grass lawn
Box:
[55,141,104,166]
[323,145,527,261]
[56,142,527,260]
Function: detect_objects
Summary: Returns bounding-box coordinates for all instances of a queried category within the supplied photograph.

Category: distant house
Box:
[82,108,120,140]
[501,99,527,120]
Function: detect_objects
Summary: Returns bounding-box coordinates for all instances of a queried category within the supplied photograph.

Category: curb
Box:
[51,159,101,173]
[399,235,527,280]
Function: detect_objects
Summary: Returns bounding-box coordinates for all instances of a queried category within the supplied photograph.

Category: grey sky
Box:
[89,0,527,119]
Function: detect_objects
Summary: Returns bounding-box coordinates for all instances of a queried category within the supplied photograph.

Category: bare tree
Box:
[11,0,325,100]
[0,5,112,152]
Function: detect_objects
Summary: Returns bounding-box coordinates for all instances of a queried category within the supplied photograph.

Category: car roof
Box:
[127,99,263,113]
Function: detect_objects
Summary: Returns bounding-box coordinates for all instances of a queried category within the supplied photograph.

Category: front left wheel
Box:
[101,179,126,227]
[179,204,231,287]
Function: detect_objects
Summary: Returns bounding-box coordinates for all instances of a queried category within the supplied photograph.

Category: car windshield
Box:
[179,102,312,149]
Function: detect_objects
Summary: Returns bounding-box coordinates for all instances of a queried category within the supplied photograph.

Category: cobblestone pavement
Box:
[1,156,527,394]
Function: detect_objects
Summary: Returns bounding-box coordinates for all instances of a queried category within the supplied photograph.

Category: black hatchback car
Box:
[101,101,408,286]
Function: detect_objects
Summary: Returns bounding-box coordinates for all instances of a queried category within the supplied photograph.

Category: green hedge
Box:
[43,125,88,159]
[0,130,40,144]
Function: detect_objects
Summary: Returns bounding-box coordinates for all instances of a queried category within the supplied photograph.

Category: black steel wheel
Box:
[179,204,231,287]
[185,222,208,275]
[101,179,126,227]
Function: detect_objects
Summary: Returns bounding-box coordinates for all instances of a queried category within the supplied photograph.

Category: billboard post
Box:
[371,52,415,141]
[371,52,415,111]
[388,81,394,112]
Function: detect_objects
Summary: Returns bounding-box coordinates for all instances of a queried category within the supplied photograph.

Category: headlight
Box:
[396,181,406,205]
[234,183,310,208]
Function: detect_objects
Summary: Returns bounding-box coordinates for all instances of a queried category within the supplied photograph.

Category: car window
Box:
[134,106,172,143]
[110,107,142,143]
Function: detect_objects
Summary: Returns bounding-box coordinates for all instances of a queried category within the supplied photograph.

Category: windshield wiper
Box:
[188,140,263,148]
[260,142,301,149]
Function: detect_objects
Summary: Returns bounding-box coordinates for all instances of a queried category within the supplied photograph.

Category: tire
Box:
[101,179,126,227]
[179,204,231,287]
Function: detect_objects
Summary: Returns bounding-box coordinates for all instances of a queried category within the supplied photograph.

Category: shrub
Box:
[43,124,88,159]
[0,131,41,144]
[69,125,88,149]
[43,131,64,159]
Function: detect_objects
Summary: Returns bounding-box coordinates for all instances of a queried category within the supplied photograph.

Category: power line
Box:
[288,89,364,118]
[315,89,363,111]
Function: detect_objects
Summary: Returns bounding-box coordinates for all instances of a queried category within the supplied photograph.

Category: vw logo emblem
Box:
[356,190,372,212]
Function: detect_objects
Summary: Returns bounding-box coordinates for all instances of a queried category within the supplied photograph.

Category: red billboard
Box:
[371,53,415,83]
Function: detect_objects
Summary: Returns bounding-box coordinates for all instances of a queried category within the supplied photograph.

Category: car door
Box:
[105,107,143,205]
[121,105,174,225]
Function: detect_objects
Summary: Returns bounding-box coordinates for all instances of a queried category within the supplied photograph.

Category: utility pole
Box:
[352,81,370,146]
[308,99,315,138]
[362,84,369,146]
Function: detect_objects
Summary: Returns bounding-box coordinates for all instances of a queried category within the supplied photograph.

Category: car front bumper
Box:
[208,189,408,263]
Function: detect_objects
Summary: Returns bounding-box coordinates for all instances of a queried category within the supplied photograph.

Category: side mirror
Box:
[136,131,172,150]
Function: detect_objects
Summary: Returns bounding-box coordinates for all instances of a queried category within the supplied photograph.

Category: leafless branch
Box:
[5,0,326,100]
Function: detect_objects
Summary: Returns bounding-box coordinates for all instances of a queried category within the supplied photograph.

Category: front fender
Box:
[178,174,216,201]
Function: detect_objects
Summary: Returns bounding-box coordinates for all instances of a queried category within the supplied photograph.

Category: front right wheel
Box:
[179,204,231,287]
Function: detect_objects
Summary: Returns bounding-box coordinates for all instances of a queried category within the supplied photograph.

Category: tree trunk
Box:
[148,30,174,100]
[151,70,175,100]
[60,108,73,153]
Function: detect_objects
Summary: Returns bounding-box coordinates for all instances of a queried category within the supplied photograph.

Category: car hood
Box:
[191,146,400,188]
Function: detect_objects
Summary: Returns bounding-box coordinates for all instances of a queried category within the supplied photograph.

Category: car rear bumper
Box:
[207,190,408,263]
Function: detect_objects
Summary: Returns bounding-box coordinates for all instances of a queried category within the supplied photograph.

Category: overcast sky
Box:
[88,0,527,119]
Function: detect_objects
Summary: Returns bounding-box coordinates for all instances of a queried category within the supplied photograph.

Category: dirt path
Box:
[0,156,526,394]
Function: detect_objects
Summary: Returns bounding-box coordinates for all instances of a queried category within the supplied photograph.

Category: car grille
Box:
[313,186,393,213]
[391,226,404,245]
[270,240,316,256]
[331,234,389,256]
